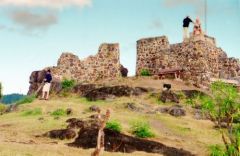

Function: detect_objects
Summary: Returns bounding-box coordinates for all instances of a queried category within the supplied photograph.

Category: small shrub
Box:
[176,91,186,100]
[0,104,6,114]
[22,108,42,116]
[51,108,66,117]
[233,112,240,123]
[185,93,206,108]
[130,120,155,138]
[16,95,35,105]
[203,81,240,154]
[140,69,151,76]
[209,145,226,156]
[106,120,122,133]
[61,79,75,90]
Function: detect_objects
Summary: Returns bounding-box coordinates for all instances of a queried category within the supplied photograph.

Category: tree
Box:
[201,81,240,155]
[0,82,2,100]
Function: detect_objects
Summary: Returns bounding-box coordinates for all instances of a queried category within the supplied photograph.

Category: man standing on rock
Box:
[183,16,194,40]
[41,69,52,100]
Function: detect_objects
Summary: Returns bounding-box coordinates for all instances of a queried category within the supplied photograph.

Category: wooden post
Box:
[91,109,111,156]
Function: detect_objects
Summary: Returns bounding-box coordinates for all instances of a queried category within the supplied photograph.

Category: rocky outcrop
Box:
[85,86,148,101]
[65,117,194,156]
[70,128,193,156]
[156,105,186,117]
[44,129,76,140]
[160,90,179,103]
[28,70,61,95]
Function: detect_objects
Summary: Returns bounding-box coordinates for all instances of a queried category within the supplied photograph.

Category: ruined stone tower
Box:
[39,43,121,83]
[28,43,123,95]
[136,35,240,85]
[136,36,170,75]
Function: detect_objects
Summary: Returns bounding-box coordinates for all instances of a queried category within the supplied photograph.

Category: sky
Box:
[0,0,240,94]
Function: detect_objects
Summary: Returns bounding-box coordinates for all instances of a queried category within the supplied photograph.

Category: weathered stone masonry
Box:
[28,35,240,95]
[51,43,121,82]
[136,36,240,85]
[28,43,123,95]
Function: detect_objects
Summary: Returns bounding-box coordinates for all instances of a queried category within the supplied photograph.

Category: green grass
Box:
[16,95,35,105]
[22,108,42,116]
[147,92,164,105]
[209,145,226,156]
[130,120,155,138]
[106,120,122,132]
[51,108,66,117]
[176,126,191,133]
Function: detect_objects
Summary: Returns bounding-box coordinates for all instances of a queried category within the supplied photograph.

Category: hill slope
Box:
[0,79,223,156]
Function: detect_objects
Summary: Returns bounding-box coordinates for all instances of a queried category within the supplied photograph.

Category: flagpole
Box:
[205,0,207,34]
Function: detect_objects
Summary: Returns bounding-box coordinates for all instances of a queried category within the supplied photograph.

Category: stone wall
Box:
[42,43,121,83]
[136,36,240,85]
[50,43,121,82]
[136,36,170,75]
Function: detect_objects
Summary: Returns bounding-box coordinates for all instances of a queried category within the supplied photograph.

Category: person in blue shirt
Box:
[41,69,52,100]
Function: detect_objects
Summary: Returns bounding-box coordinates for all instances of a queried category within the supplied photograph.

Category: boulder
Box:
[27,70,61,96]
[160,90,179,103]
[120,65,128,77]
[155,105,186,117]
[125,103,144,112]
[72,84,96,96]
[85,86,148,101]
[66,118,85,129]
[44,129,76,140]
[168,105,186,117]
[89,105,101,112]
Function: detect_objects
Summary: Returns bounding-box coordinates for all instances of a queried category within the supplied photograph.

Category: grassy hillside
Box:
[0,92,224,156]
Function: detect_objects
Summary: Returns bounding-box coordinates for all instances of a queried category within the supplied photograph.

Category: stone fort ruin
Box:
[28,34,240,94]
[136,35,240,86]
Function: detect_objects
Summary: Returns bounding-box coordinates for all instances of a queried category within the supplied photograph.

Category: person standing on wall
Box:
[41,69,52,100]
[183,16,194,40]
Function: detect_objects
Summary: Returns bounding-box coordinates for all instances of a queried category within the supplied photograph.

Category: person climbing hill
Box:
[183,16,194,40]
[41,69,52,100]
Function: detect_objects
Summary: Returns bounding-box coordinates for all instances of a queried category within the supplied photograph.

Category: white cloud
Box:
[9,10,58,30]
[0,0,92,34]
[0,0,92,9]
